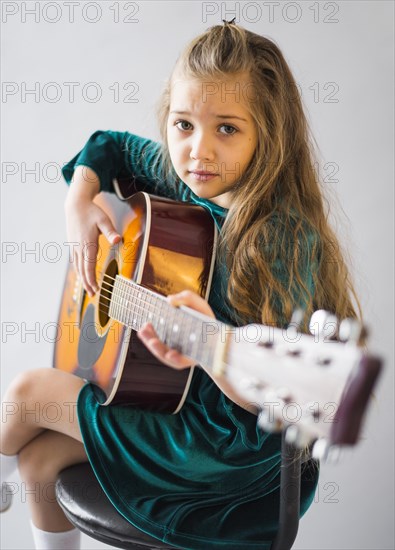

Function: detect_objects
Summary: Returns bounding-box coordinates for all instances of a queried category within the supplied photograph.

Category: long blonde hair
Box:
[154,22,362,331]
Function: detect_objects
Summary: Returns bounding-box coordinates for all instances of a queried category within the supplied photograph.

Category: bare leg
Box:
[17,430,88,531]
[1,368,86,455]
[1,368,89,532]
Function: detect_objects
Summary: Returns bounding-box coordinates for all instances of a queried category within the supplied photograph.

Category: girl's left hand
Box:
[137,290,216,370]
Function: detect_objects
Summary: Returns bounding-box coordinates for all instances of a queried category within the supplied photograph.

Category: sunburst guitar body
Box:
[54,188,217,413]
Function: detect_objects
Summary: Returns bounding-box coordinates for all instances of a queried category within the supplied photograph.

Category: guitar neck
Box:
[109,274,226,370]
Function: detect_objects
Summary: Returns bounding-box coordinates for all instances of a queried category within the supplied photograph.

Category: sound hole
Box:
[99,259,118,327]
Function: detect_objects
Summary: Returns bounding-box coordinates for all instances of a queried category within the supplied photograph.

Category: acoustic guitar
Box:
[54,181,382,458]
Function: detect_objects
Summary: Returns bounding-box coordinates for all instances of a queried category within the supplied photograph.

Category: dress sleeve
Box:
[61,130,186,201]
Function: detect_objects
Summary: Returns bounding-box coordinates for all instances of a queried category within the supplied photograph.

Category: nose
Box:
[189,131,214,162]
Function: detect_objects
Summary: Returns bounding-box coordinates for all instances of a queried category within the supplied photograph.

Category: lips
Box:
[189,170,218,176]
[189,171,219,182]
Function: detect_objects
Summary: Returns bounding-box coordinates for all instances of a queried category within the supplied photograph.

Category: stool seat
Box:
[56,433,311,549]
[55,462,176,549]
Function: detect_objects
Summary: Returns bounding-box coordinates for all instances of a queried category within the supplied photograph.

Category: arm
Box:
[137,290,259,416]
[62,131,186,295]
[62,130,182,199]
[136,225,320,417]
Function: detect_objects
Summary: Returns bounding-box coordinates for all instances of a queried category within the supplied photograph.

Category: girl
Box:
[1,20,361,550]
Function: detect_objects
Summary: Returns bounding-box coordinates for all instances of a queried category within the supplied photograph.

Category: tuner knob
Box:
[285,425,313,448]
[309,310,338,339]
[312,438,329,460]
[338,318,365,343]
[312,440,343,463]
[288,308,305,329]
[257,410,282,433]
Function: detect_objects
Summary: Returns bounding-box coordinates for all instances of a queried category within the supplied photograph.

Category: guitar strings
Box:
[97,272,186,320]
[78,270,215,347]
[99,274,196,336]
[73,272,284,374]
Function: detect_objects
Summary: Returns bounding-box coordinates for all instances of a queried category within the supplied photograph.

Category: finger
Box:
[167,290,215,318]
[78,244,95,297]
[75,249,89,296]
[97,218,121,245]
[72,249,87,296]
[83,239,100,294]
[137,324,192,369]
[138,324,175,365]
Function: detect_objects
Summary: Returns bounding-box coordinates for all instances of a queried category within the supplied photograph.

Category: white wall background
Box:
[1,1,393,549]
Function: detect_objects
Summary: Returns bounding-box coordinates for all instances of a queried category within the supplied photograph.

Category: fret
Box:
[185,314,197,359]
[190,317,201,362]
[127,283,133,328]
[115,279,120,322]
[172,308,184,353]
[112,276,222,368]
[180,310,190,357]
[151,292,158,323]
[128,284,135,329]
[179,312,188,356]
[136,288,144,329]
[132,285,139,329]
[146,291,153,326]
[163,303,171,345]
[165,304,173,348]
[145,291,151,324]
[111,280,117,320]
[126,281,133,328]
[166,303,176,349]
[172,307,183,352]
[139,287,147,327]
[153,294,163,338]
[114,279,120,323]
[149,290,156,324]
[200,320,212,367]
[158,297,166,340]
[123,278,129,325]
[146,289,153,325]
[119,278,126,325]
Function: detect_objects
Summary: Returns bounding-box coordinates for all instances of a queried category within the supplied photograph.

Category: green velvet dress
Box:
[61,130,319,550]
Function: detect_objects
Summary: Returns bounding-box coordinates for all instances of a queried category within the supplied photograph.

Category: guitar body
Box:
[54,190,217,413]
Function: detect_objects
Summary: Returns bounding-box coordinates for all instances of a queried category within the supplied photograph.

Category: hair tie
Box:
[222,17,237,25]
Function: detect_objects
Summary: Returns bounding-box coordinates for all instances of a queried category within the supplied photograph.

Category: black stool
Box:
[55,431,313,550]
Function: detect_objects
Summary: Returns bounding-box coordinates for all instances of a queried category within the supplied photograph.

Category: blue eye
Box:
[219,124,237,136]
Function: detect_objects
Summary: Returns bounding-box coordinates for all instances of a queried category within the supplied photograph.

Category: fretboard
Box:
[108,274,224,370]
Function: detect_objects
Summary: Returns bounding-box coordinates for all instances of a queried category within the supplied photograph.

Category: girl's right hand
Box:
[64,196,121,297]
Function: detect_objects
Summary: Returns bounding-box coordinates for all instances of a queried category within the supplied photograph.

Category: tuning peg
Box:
[311,439,344,464]
[312,438,329,460]
[284,425,313,448]
[338,318,367,344]
[257,410,282,433]
[309,310,338,340]
[285,308,305,340]
[289,308,305,328]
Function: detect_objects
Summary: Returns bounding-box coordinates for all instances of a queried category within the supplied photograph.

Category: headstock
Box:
[220,310,382,461]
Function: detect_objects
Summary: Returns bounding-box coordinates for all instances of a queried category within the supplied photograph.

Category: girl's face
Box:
[167,72,258,209]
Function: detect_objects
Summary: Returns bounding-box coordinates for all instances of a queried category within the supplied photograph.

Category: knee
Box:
[4,368,51,403]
